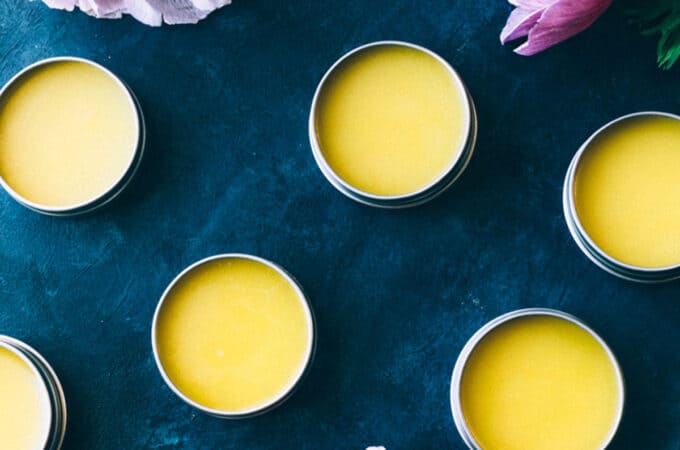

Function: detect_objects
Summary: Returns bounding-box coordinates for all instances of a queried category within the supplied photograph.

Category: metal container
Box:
[0,335,67,450]
[563,112,680,282]
[309,41,477,208]
[450,308,624,450]
[151,254,317,419]
[0,57,146,216]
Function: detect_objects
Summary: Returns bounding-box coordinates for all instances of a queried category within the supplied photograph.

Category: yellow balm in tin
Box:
[452,311,623,450]
[153,255,315,417]
[310,41,475,207]
[0,345,52,450]
[573,114,680,268]
[0,58,140,213]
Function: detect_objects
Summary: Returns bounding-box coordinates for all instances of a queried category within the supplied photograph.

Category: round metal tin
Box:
[309,41,477,208]
[563,111,680,283]
[450,308,625,450]
[0,335,67,450]
[151,253,317,419]
[0,56,146,216]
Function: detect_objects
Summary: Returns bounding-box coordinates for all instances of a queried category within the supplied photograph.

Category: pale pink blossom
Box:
[501,0,612,55]
[36,0,231,26]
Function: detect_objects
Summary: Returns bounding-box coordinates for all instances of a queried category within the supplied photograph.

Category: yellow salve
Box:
[574,115,680,268]
[0,60,138,208]
[460,316,621,450]
[315,45,468,196]
[0,346,51,450]
[155,258,312,412]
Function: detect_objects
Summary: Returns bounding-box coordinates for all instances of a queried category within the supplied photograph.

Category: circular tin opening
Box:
[564,112,680,278]
[0,335,67,450]
[0,57,142,215]
[450,308,624,450]
[309,41,473,207]
[152,254,316,418]
[0,339,54,450]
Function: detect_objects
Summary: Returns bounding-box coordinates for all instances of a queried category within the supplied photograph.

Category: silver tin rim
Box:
[0,335,67,450]
[151,253,317,419]
[309,41,476,208]
[0,56,145,216]
[563,111,680,282]
[450,308,625,450]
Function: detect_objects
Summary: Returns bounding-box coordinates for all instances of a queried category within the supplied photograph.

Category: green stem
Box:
[628,0,680,70]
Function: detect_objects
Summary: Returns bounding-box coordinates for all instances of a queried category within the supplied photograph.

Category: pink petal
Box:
[514,0,612,56]
[509,0,555,8]
[145,0,210,25]
[500,7,545,44]
[123,0,162,26]
[36,0,230,26]
[78,0,125,16]
[91,0,125,16]
[192,0,231,10]
[41,0,77,10]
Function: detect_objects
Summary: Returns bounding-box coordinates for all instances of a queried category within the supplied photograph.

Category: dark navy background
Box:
[0,1,678,448]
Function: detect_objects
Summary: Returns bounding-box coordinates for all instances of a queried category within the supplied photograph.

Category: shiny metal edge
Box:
[0,56,144,216]
[0,335,67,450]
[562,111,680,279]
[151,253,316,419]
[308,40,476,208]
[449,308,625,450]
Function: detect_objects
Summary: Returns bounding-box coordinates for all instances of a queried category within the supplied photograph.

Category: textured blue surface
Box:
[0,1,678,449]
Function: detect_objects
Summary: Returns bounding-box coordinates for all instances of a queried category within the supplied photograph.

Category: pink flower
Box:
[500,0,612,56]
[36,0,231,26]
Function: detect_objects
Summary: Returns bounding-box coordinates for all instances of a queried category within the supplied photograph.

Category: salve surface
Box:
[315,45,467,196]
[574,115,680,268]
[0,346,51,450]
[156,258,311,412]
[0,61,138,208]
[460,316,620,450]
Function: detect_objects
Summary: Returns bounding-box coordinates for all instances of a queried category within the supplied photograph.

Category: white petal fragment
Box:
[41,0,77,10]
[34,0,231,26]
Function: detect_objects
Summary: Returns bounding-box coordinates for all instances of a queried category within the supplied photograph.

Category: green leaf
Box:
[628,0,680,70]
